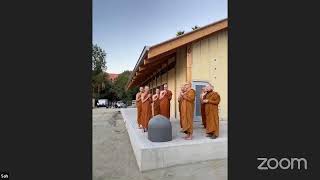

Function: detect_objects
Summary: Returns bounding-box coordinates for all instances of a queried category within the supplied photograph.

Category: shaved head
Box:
[144,86,149,92]
[184,81,191,86]
[184,81,192,90]
[205,84,213,91]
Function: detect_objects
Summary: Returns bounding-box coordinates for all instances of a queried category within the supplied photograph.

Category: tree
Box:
[92,44,109,99]
[92,44,106,73]
[99,79,117,102]
[126,86,139,104]
[113,70,138,104]
[113,71,130,100]
[91,45,138,104]
[192,25,200,30]
[176,30,185,36]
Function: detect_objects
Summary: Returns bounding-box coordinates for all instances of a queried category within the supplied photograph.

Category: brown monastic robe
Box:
[178,95,183,128]
[204,91,220,136]
[200,94,206,128]
[180,89,195,134]
[141,93,152,129]
[159,90,172,119]
[153,95,160,116]
[136,92,142,126]
[136,93,142,126]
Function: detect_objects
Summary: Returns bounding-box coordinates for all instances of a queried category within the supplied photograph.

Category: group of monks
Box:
[136,81,220,140]
[136,83,172,132]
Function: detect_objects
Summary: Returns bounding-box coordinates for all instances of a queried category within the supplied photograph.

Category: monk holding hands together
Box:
[135,86,144,129]
[152,88,160,116]
[203,84,220,139]
[141,86,152,132]
[180,82,195,140]
[178,85,185,128]
[200,87,207,128]
[159,83,172,119]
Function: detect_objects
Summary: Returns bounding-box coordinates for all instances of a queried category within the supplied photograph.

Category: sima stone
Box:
[148,115,172,142]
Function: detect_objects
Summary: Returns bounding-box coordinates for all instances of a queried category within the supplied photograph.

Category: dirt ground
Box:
[93,108,227,180]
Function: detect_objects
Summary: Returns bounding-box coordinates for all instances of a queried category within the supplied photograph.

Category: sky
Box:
[93,0,227,74]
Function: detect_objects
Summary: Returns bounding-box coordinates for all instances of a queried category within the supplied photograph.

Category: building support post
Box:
[167,59,169,83]
[160,68,162,86]
[186,44,192,82]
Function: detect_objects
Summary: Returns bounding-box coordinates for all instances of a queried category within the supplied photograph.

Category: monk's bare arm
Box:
[201,92,206,99]
[168,91,172,100]
[142,94,151,103]
[153,94,158,101]
[159,91,165,100]
[200,93,205,103]
[141,94,147,103]
[178,95,182,102]
[136,93,141,101]
[142,96,149,103]
[178,93,182,101]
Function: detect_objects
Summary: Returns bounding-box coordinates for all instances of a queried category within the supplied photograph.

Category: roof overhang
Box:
[127,18,228,89]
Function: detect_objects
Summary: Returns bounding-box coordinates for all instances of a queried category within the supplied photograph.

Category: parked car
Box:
[131,100,136,107]
[96,99,108,107]
[115,101,127,108]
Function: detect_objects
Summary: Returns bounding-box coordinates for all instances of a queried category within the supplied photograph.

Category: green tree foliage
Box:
[126,86,139,104]
[91,44,138,104]
[92,44,106,74]
[113,71,138,104]
[176,30,185,36]
[92,44,109,99]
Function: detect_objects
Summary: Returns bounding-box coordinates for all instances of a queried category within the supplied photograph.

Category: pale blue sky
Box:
[93,0,227,74]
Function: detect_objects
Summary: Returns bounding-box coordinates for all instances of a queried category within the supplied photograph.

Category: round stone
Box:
[148,115,172,142]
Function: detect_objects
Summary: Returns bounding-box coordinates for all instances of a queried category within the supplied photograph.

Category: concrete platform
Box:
[121,108,228,172]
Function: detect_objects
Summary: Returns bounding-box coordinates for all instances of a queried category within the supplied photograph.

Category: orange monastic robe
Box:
[153,98,160,116]
[141,93,152,129]
[200,95,206,128]
[180,89,195,134]
[136,93,142,126]
[159,90,172,119]
[205,91,220,136]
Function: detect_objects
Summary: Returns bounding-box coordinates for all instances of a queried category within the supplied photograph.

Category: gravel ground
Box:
[93,108,227,180]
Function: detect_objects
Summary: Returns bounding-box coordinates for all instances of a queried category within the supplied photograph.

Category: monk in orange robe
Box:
[152,88,160,116]
[180,82,195,140]
[200,87,207,128]
[203,84,220,139]
[136,86,144,128]
[159,83,172,119]
[178,86,185,128]
[140,86,152,132]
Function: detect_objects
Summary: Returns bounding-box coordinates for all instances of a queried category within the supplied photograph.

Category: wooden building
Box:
[127,19,228,121]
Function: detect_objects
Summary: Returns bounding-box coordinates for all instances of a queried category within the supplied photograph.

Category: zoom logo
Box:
[257,157,308,170]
